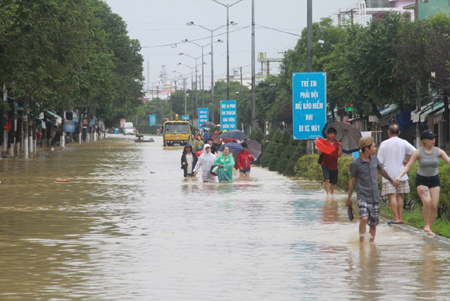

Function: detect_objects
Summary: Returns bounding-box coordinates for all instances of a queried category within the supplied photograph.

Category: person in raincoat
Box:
[193,144,217,183]
[188,134,198,153]
[203,129,210,143]
[181,143,198,177]
[236,143,255,178]
[214,146,235,183]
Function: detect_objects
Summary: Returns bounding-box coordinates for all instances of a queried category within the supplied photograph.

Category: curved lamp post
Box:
[186,22,227,123]
[211,0,243,101]
[181,38,223,110]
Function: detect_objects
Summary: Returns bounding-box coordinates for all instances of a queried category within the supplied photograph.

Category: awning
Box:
[379,104,399,118]
[36,117,46,129]
[378,104,401,126]
[46,111,61,119]
[411,102,445,123]
[46,111,62,124]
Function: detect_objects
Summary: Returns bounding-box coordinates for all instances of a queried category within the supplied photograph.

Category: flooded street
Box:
[1,135,450,300]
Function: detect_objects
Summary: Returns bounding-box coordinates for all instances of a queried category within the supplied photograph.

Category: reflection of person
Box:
[395,130,450,237]
[317,128,343,195]
[214,146,235,183]
[377,124,416,224]
[194,144,217,183]
[347,137,397,242]
[236,143,255,178]
[181,143,198,177]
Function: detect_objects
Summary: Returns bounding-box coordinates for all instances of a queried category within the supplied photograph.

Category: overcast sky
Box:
[103,0,359,90]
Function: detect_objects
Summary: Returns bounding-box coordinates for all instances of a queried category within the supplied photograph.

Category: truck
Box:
[163,115,190,146]
[123,122,135,135]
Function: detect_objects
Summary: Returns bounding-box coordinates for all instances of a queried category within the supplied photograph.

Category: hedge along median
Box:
[250,127,450,236]
[293,154,450,237]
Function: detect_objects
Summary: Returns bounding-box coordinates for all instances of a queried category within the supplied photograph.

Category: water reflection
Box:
[1,135,450,299]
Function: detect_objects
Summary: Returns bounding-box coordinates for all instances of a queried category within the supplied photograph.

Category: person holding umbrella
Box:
[236,143,255,178]
[214,146,235,183]
[318,127,343,196]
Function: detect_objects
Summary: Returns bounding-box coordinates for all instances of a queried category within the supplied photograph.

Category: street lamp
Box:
[181,38,223,109]
[211,0,243,101]
[178,53,209,116]
[177,63,195,117]
[186,22,227,123]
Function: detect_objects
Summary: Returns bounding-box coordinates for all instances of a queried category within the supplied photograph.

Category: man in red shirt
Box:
[236,143,255,178]
[318,128,343,195]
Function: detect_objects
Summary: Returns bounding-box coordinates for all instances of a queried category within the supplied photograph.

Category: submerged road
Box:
[0,135,450,300]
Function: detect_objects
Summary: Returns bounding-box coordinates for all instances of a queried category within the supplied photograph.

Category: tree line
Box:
[1,0,144,147]
[142,12,450,138]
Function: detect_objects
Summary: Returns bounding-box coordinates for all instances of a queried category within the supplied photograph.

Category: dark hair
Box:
[388,124,400,135]
[327,127,337,134]
[242,143,248,148]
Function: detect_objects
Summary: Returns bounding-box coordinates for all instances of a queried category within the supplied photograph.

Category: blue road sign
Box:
[292,72,327,140]
[198,108,209,129]
[182,115,189,121]
[220,100,237,130]
[149,115,156,126]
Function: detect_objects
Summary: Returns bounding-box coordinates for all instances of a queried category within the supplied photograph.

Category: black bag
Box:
[317,154,323,165]
[210,165,219,176]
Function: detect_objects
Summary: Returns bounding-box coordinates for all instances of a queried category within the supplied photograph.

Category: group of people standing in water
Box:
[181,138,255,183]
[319,124,449,242]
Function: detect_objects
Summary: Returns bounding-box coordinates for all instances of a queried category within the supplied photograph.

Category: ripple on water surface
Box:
[0,136,450,300]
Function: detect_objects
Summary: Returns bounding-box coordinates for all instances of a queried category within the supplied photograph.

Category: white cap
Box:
[204,143,211,148]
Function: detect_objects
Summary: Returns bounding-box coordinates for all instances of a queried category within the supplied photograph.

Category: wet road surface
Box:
[1,135,450,300]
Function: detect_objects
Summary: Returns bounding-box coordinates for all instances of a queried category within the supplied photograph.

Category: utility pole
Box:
[240,67,243,91]
[415,0,419,21]
[306,0,314,154]
[251,0,256,130]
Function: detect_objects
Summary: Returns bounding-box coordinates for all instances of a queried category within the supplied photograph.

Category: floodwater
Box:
[1,135,450,300]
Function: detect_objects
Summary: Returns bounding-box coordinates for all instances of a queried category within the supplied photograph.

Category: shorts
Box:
[358,199,380,227]
[321,166,338,185]
[239,168,251,173]
[381,180,410,196]
[415,174,440,188]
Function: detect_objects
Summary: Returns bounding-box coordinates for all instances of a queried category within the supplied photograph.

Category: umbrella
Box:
[218,130,248,141]
[219,142,244,153]
[219,142,244,162]
[222,138,238,144]
[201,121,216,127]
[322,121,361,154]
[210,130,222,144]
[242,139,263,161]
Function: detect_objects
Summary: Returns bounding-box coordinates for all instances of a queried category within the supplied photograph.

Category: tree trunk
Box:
[15,115,22,156]
[444,94,449,150]
[60,107,65,148]
[7,96,15,157]
[23,98,29,158]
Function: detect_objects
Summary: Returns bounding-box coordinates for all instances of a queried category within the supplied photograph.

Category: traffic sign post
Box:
[220,100,237,130]
[149,115,156,126]
[198,108,209,129]
[292,72,327,140]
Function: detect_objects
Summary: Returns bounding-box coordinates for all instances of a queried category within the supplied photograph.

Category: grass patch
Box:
[380,204,450,237]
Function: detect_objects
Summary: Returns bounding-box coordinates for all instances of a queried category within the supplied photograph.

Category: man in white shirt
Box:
[377,124,416,224]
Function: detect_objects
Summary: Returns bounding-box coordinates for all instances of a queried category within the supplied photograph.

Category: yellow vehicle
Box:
[163,114,191,146]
